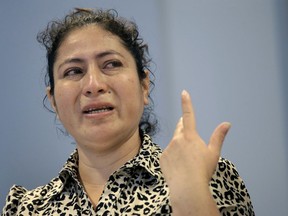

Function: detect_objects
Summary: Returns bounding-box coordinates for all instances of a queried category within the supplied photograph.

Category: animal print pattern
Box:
[2,134,254,215]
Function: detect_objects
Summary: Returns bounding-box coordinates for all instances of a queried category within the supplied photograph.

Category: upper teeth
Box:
[85,107,111,113]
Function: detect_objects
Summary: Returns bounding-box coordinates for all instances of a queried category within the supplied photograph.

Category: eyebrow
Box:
[57,50,125,71]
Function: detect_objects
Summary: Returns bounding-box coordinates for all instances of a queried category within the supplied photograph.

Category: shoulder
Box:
[209,158,255,215]
[2,185,28,215]
[1,177,63,216]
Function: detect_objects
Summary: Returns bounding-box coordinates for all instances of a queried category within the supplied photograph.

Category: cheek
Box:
[53,83,77,111]
[126,78,144,98]
[130,79,147,111]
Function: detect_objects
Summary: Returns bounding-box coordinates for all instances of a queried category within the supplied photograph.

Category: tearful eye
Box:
[104,60,123,70]
[64,68,83,77]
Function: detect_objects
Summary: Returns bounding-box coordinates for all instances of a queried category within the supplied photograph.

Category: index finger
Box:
[181,90,197,132]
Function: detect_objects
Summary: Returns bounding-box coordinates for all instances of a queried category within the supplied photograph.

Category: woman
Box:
[2,8,254,215]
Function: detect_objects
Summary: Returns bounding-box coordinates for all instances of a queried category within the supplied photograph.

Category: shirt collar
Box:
[59,149,79,182]
[124,134,163,179]
[57,133,163,192]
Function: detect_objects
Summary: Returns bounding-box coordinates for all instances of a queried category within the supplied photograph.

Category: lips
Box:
[82,104,114,114]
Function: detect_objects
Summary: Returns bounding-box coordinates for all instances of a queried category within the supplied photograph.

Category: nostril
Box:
[85,88,108,96]
[97,89,105,94]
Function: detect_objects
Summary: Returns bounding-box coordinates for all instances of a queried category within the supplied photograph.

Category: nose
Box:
[82,68,109,97]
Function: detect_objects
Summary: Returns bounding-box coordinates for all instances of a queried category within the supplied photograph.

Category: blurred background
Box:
[0,1,287,215]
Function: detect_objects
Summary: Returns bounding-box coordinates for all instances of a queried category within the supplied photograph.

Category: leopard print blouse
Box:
[2,134,254,215]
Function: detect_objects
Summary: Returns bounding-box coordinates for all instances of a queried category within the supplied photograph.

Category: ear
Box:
[46,87,58,114]
[142,70,150,105]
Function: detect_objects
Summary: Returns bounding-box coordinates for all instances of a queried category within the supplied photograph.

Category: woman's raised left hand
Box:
[160,90,231,215]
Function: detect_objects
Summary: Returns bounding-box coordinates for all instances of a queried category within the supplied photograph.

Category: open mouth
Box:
[83,106,114,114]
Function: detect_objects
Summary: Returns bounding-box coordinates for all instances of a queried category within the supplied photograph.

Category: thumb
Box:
[209,122,231,154]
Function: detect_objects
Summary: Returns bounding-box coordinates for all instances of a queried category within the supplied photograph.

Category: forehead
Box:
[59,25,124,51]
[55,25,134,64]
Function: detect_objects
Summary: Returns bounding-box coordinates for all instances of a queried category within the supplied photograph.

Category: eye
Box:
[103,60,123,70]
[63,68,83,78]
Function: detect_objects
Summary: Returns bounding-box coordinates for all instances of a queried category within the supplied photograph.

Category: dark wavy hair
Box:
[37,8,158,136]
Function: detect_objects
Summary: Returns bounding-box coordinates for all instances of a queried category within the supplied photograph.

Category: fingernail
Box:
[223,122,232,134]
[182,90,189,98]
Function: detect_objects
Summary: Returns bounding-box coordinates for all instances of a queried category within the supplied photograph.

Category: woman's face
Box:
[48,25,149,150]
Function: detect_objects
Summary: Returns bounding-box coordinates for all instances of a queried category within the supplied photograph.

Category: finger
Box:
[181,90,196,132]
[209,122,231,154]
[172,117,184,138]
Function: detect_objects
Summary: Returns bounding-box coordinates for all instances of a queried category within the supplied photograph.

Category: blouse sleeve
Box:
[1,185,28,216]
[209,158,255,216]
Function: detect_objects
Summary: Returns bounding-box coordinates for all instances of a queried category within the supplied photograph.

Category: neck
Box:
[77,130,142,185]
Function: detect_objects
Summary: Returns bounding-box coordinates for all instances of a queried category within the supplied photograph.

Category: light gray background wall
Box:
[1,1,287,215]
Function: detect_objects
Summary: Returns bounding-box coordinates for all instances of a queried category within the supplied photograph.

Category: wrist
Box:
[169,183,220,216]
